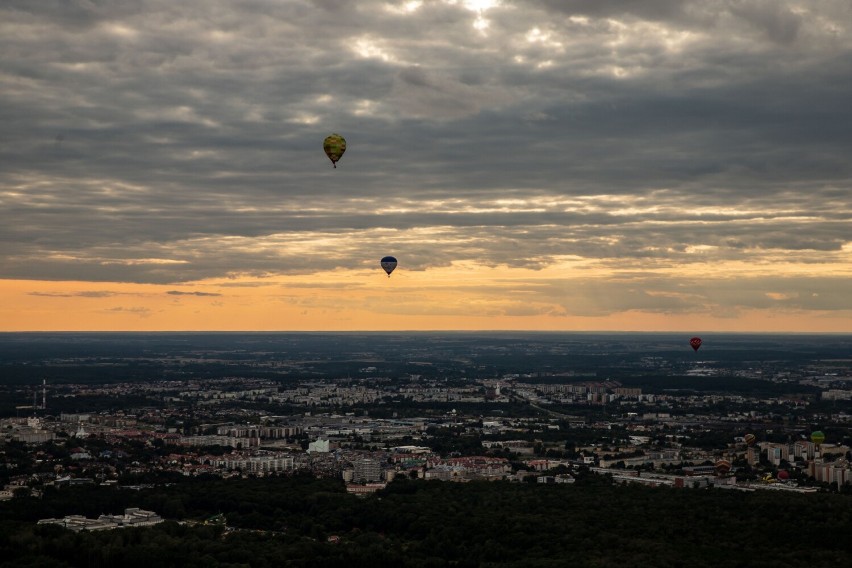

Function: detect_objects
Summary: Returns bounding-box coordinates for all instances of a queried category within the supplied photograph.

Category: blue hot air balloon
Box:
[380,256,397,277]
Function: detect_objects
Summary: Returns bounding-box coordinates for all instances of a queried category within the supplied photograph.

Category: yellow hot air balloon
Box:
[323,133,346,168]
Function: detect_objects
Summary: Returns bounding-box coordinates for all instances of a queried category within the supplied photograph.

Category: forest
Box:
[2,473,851,567]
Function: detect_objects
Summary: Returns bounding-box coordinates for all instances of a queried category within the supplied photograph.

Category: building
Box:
[10,428,54,444]
[180,435,258,448]
[38,508,163,532]
[809,458,852,488]
[765,444,783,466]
[308,439,330,453]
[345,483,385,496]
[205,454,294,473]
[746,446,760,466]
[352,458,383,483]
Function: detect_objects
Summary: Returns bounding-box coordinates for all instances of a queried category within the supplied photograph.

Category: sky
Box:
[1,0,851,332]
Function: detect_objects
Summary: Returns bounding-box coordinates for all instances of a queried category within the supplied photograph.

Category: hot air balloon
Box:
[689,337,702,351]
[380,256,397,277]
[323,133,346,168]
[714,459,731,476]
[810,431,825,446]
[744,433,756,446]
[777,470,790,481]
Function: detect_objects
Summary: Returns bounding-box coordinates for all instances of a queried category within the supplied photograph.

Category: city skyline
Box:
[2,1,851,332]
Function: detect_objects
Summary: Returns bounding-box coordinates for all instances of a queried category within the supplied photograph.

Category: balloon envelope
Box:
[323,133,346,167]
[714,459,731,475]
[380,256,397,277]
[744,433,756,446]
[810,431,825,445]
[777,470,790,481]
[689,337,702,351]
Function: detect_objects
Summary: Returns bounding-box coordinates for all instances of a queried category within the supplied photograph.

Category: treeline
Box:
[610,373,822,397]
[2,475,851,566]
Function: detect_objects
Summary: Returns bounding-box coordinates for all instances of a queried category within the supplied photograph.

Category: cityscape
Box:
[1,332,851,564]
[3,0,852,564]
[3,333,851,491]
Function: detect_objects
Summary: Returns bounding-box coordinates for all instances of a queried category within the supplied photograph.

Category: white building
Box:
[38,508,163,532]
[308,439,330,453]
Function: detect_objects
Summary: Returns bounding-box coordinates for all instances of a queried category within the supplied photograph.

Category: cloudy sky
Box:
[1,0,851,332]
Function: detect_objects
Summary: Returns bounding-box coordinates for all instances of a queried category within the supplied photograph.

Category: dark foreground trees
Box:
[2,475,851,567]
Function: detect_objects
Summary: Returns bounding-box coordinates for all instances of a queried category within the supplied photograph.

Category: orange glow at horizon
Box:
[1,261,850,333]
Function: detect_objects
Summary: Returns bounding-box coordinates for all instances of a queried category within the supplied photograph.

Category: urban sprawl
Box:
[4,359,851,530]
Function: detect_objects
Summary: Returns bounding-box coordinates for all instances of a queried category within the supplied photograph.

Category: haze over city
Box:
[2,1,851,332]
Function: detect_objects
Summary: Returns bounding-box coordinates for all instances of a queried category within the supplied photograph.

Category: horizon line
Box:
[1,330,850,335]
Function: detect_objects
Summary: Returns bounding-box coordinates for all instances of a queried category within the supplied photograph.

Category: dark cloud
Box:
[102,306,154,317]
[166,290,222,296]
[1,0,850,318]
[28,292,75,298]
[529,0,808,45]
[29,291,119,298]
[728,0,803,45]
[529,0,703,24]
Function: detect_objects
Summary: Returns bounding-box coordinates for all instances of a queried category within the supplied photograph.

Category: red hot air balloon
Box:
[777,470,790,481]
[689,337,702,351]
[714,459,731,476]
